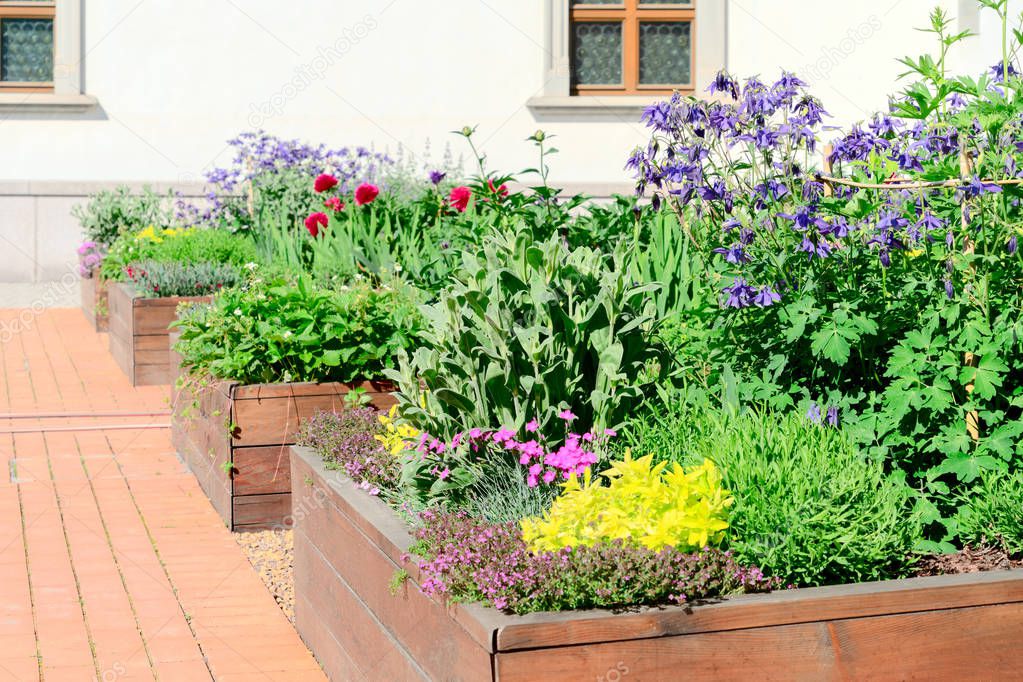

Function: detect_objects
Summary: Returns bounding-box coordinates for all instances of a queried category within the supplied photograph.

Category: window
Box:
[0,0,55,93]
[569,0,694,96]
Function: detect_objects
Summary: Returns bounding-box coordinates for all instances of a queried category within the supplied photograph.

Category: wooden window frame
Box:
[570,0,695,96]
[0,0,56,93]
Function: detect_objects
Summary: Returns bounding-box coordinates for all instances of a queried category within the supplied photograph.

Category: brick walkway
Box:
[0,309,325,681]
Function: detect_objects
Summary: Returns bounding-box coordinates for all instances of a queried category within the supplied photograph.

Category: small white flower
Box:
[393,264,403,273]
[233,308,242,316]
[283,330,292,338]
[244,262,258,271]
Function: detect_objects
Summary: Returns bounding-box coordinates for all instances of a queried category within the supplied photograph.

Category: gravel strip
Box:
[235,529,295,623]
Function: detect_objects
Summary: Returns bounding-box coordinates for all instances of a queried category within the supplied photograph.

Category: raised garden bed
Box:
[172,363,396,531]
[291,443,1023,681]
[80,267,108,332]
[108,282,210,386]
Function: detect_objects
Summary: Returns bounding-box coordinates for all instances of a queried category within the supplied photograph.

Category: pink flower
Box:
[354,183,380,206]
[304,212,328,237]
[558,409,577,421]
[469,427,483,439]
[438,468,451,481]
[314,174,338,193]
[449,186,472,212]
[604,428,617,437]
[324,196,344,212]
[525,419,539,433]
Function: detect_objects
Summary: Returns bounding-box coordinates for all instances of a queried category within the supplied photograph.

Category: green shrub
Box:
[621,403,920,586]
[389,229,669,443]
[126,260,240,298]
[174,274,423,384]
[73,186,173,247]
[148,228,257,267]
[954,471,1023,554]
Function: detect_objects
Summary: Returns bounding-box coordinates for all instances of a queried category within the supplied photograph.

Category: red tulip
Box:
[449,186,471,212]
[324,196,344,212]
[487,178,509,198]
[314,174,339,193]
[304,212,328,237]
[354,183,380,206]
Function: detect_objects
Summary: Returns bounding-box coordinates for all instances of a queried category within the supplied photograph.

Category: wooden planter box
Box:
[172,362,396,531]
[80,268,108,332]
[291,444,1023,681]
[107,282,210,386]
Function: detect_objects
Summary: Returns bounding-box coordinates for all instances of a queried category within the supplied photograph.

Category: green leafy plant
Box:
[954,470,1023,554]
[389,229,669,442]
[174,273,423,384]
[622,402,920,586]
[125,260,240,298]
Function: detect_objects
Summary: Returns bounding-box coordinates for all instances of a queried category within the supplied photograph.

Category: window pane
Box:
[571,1,621,4]
[572,22,622,86]
[638,1,692,4]
[639,21,691,85]
[1,18,54,82]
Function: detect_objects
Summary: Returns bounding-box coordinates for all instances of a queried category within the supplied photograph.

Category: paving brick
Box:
[0,309,325,680]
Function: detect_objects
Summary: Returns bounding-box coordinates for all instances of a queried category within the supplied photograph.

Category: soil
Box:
[235,528,295,623]
[915,543,1023,577]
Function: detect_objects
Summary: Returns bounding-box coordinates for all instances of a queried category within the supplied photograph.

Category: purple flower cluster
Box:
[410,511,781,614]
[77,240,102,278]
[298,408,397,496]
[633,64,1023,312]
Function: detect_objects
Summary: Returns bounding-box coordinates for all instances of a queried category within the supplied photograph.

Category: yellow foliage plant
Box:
[375,404,420,456]
[521,451,732,553]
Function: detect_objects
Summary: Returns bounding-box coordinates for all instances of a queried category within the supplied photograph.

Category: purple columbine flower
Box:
[708,70,740,100]
[991,60,1019,83]
[944,278,955,300]
[805,403,822,425]
[722,277,755,309]
[1009,234,1018,255]
[429,170,446,185]
[825,406,839,428]
[641,101,674,132]
[753,286,781,307]
[713,243,750,264]
[959,176,1003,198]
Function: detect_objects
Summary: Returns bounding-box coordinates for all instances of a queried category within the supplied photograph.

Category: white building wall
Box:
[1,0,1018,281]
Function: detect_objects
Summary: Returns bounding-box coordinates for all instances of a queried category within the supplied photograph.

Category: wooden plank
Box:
[232,492,291,529]
[493,568,1023,652]
[107,325,134,381]
[294,539,433,681]
[232,446,292,496]
[494,602,1023,681]
[292,450,497,674]
[233,379,397,400]
[496,621,833,682]
[232,392,396,448]
[132,363,170,386]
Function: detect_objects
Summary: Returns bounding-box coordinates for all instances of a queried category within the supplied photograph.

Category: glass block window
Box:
[572,22,622,85]
[639,21,691,85]
[0,1,55,90]
[570,0,695,95]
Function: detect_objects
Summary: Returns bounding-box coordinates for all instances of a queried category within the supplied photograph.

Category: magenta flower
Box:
[525,419,539,433]
[558,410,577,421]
